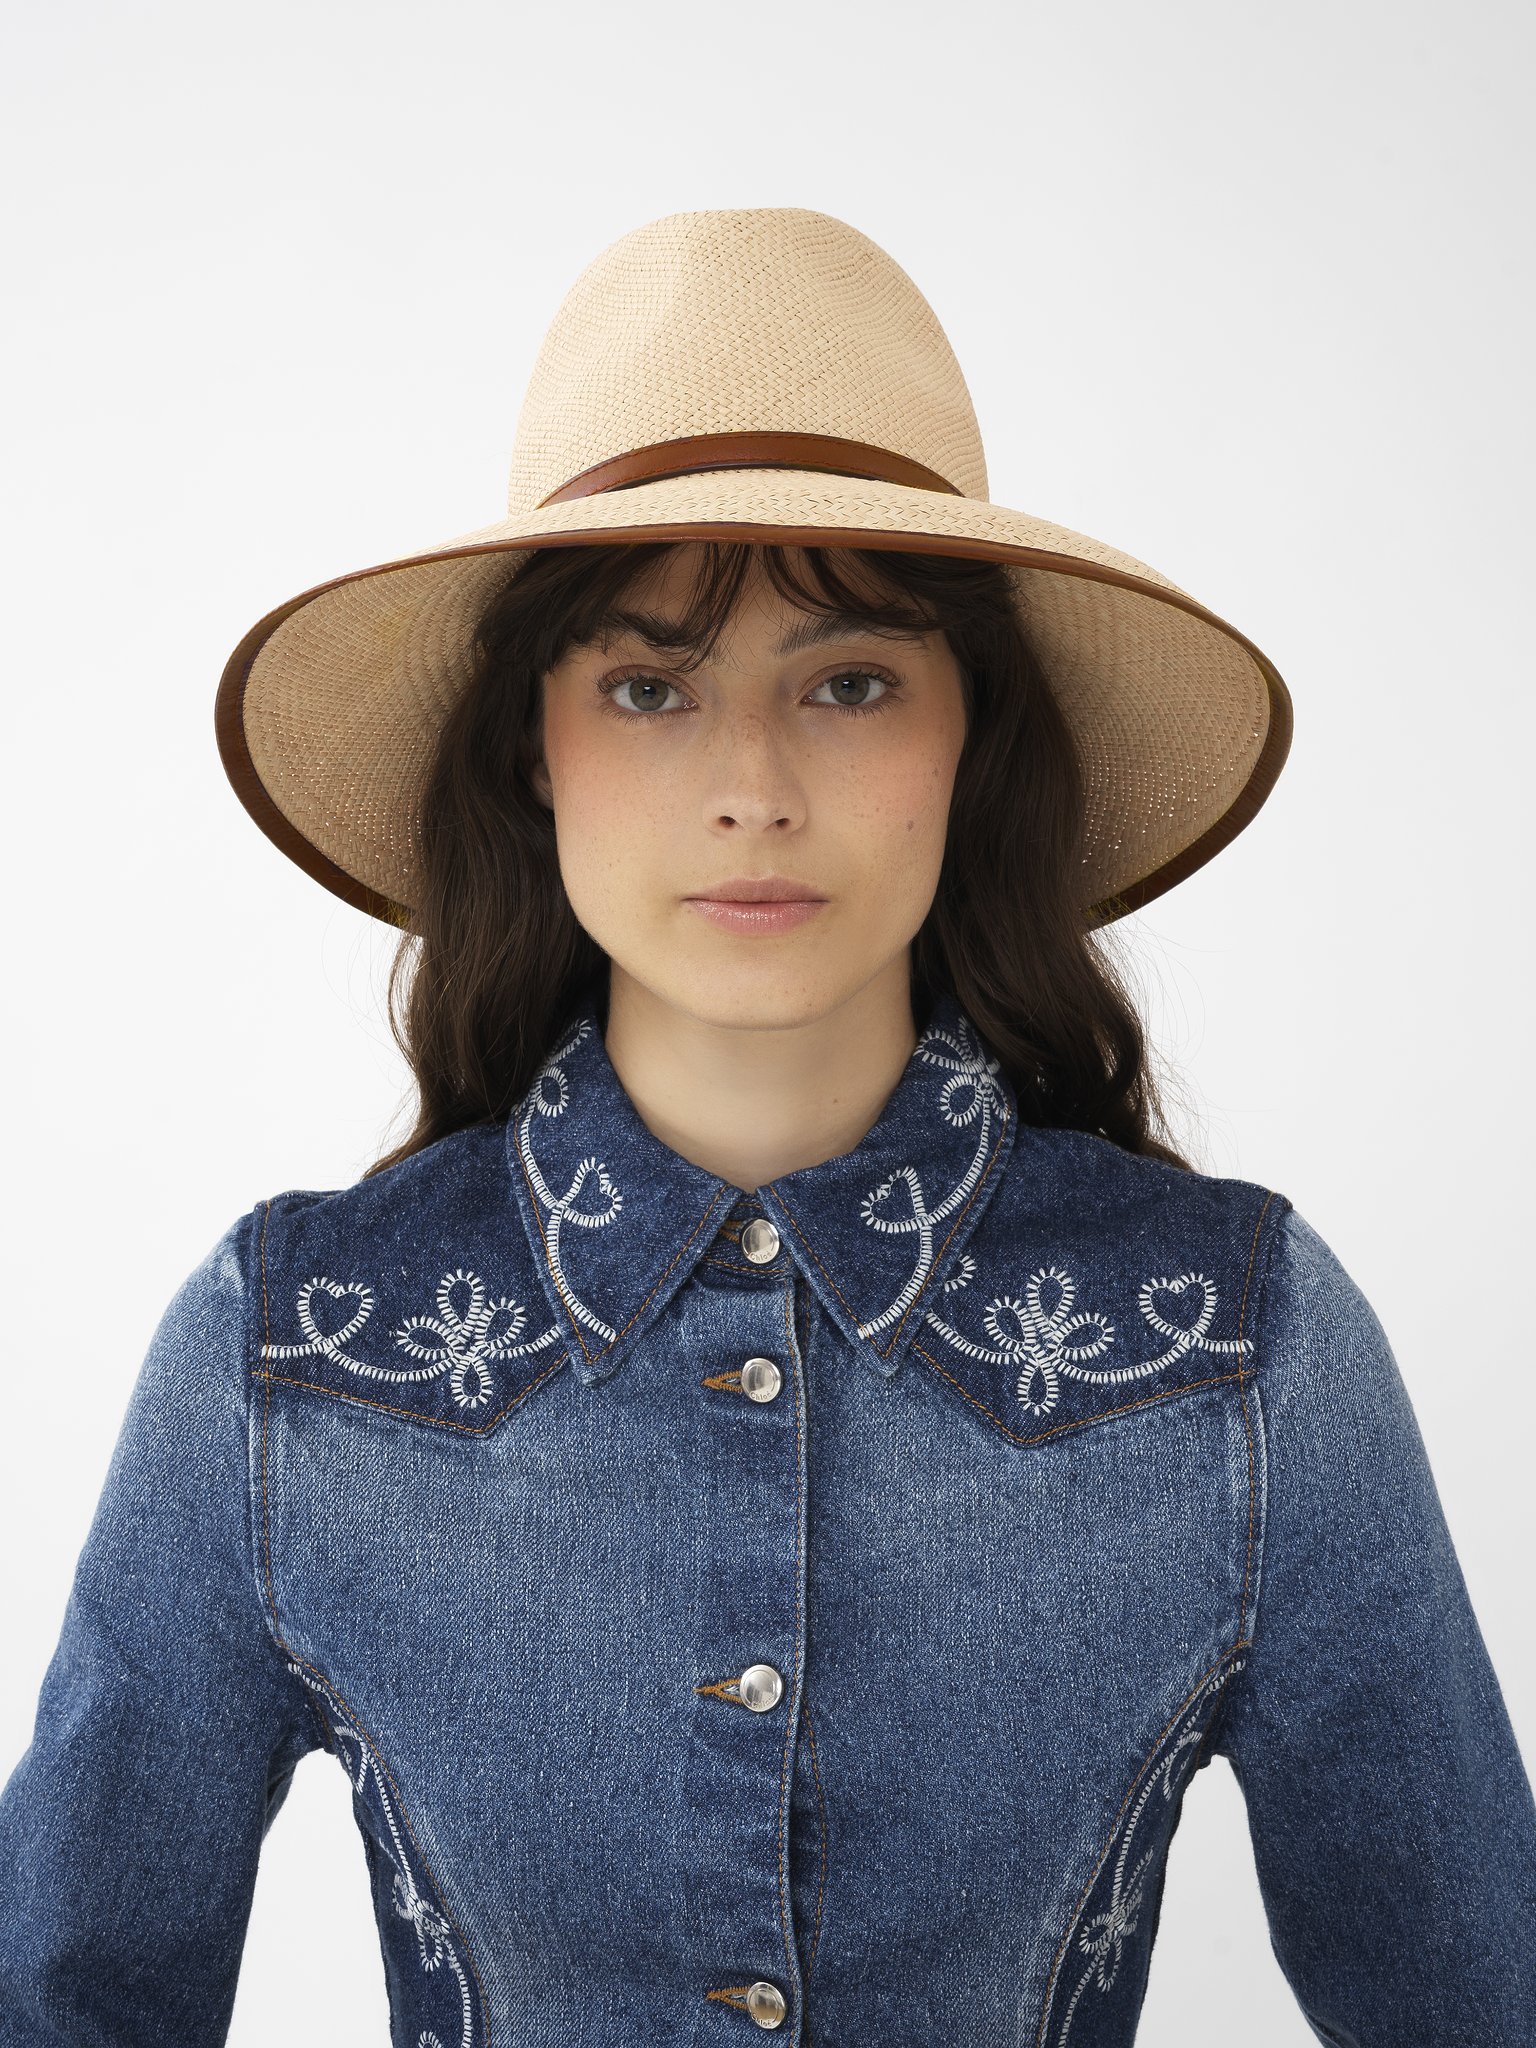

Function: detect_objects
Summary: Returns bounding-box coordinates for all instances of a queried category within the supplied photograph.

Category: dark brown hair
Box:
[362,540,1193,1178]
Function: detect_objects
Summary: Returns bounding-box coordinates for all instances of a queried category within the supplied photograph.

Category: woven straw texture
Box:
[221,208,1289,925]
[506,209,990,512]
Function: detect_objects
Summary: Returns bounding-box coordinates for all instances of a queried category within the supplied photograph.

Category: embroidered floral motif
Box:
[926,1260,1252,1419]
[262,1267,561,1409]
[287,1663,477,2048]
[1044,1658,1245,2044]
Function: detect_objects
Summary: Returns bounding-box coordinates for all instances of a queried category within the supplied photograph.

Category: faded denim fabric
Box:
[2,986,1533,2046]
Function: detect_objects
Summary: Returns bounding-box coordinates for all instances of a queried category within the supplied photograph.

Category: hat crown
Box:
[505,207,990,515]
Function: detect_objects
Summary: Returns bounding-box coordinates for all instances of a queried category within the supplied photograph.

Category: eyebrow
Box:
[591,605,936,658]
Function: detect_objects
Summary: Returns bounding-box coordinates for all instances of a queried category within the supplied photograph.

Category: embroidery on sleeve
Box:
[262,1266,563,1409]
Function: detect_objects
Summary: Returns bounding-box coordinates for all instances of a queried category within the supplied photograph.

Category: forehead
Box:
[584,546,938,661]
[620,543,895,610]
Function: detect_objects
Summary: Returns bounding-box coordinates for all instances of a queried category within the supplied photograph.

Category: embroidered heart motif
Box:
[563,1154,622,1228]
[1139,1273,1216,1345]
[295,1275,374,1350]
[861,1164,925,1235]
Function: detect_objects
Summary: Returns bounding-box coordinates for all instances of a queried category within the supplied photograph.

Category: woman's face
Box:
[529,545,969,1031]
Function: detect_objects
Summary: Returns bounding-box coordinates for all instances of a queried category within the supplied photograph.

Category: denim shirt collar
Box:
[506,987,1018,1388]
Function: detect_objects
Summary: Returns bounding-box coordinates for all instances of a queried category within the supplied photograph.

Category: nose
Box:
[698,706,807,831]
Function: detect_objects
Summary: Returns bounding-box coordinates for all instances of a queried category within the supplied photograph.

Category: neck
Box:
[600,962,921,1192]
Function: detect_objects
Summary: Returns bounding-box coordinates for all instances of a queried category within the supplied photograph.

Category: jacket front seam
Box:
[1032,1643,1250,2047]
[255,1196,494,2044]
[772,1281,806,2002]
[802,1703,829,1985]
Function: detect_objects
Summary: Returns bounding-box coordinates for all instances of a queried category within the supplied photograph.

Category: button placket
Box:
[678,1220,805,2037]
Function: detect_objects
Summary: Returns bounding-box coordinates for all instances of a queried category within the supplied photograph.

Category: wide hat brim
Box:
[215,464,1292,929]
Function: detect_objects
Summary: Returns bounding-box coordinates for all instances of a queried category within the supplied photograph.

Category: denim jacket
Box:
[3,987,1533,2047]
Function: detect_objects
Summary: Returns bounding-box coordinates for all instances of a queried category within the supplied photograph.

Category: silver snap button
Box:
[738,1663,784,1711]
[745,1980,786,2027]
[740,1356,783,1402]
[740,1218,781,1264]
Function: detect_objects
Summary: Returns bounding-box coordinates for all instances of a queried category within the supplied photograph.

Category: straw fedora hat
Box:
[215,206,1291,930]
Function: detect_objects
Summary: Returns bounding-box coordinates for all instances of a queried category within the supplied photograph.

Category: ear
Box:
[525,748,554,811]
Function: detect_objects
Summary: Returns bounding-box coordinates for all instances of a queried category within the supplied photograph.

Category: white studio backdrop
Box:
[2,1,1531,2039]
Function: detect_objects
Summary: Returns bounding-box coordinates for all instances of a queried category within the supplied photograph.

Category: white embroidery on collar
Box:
[851,1009,1011,1346]
[518,1002,1012,1369]
[516,1015,627,1349]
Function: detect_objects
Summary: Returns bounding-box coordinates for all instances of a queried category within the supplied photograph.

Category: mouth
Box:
[683,894,829,931]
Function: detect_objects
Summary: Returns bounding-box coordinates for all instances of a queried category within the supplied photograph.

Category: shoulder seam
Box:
[1233,1189,1291,1648]
[241,1195,320,1729]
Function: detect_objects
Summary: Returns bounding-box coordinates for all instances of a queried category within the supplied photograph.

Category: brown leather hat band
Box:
[535,430,963,507]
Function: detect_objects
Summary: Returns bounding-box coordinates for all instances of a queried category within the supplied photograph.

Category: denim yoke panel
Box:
[248,991,1290,2048]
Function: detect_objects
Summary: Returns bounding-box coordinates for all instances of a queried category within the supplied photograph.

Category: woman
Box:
[2,208,1532,2045]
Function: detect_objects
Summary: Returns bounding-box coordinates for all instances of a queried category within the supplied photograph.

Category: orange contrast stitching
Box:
[909,1340,1246,1444]
[693,1677,746,1704]
[514,1131,732,1366]
[769,1101,1011,1359]
[249,1357,568,1434]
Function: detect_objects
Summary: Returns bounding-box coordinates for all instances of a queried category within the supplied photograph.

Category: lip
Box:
[686,876,828,903]
[684,895,828,933]
[682,876,829,932]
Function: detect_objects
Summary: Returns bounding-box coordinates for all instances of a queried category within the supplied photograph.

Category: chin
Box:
[628,973,852,1034]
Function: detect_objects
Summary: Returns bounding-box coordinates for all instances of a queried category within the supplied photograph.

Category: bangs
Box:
[543,541,964,676]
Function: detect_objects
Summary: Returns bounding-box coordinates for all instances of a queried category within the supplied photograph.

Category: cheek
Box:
[543,725,659,900]
[828,740,956,861]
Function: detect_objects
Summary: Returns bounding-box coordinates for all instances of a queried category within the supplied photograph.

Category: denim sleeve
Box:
[0,1207,324,2045]
[1210,1203,1536,2043]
